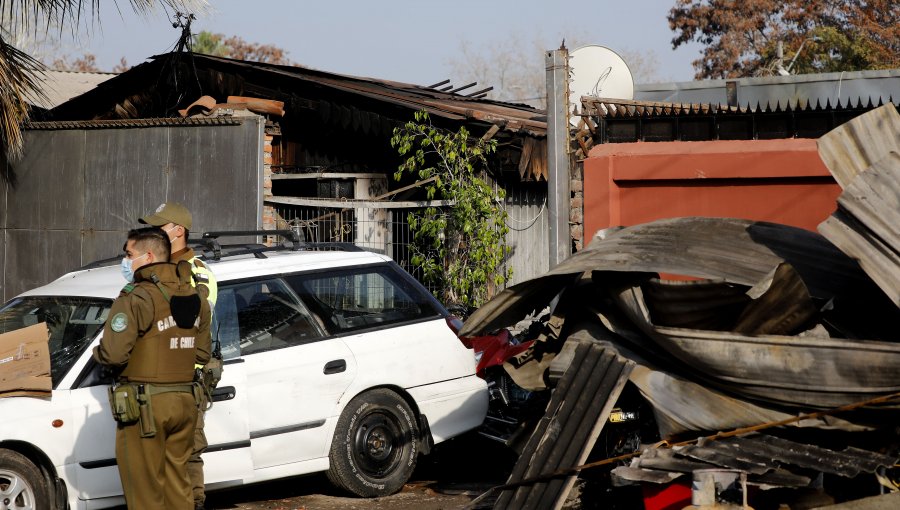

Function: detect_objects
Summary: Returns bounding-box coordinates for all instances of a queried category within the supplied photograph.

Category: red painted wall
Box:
[583,139,841,242]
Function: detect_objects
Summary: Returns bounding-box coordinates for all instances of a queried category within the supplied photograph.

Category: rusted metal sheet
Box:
[627,364,866,438]
[460,217,882,337]
[616,434,898,488]
[816,103,900,189]
[815,104,900,306]
[817,146,900,306]
[564,322,870,438]
[494,343,633,510]
[640,278,750,331]
[611,280,900,408]
[820,210,900,306]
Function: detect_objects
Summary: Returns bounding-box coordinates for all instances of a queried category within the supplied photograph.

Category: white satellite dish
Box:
[568,45,634,124]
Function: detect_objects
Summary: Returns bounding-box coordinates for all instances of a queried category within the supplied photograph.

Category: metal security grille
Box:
[272,203,433,293]
[271,184,548,298]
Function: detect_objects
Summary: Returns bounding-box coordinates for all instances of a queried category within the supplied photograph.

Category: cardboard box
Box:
[0,322,52,398]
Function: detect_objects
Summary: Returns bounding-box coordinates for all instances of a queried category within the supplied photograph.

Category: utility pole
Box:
[545,47,571,268]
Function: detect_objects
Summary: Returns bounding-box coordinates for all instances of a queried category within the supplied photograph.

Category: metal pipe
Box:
[465,86,494,97]
[448,81,478,94]
[546,48,571,268]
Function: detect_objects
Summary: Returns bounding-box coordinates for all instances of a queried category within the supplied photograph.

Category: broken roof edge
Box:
[48,52,547,138]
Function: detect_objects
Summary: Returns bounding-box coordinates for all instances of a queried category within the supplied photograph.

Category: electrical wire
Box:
[504,199,546,231]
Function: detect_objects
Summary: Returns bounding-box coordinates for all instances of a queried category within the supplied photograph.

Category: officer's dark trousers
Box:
[116,392,197,510]
[188,391,209,506]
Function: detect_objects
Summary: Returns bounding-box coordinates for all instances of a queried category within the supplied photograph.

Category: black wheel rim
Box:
[352,409,404,478]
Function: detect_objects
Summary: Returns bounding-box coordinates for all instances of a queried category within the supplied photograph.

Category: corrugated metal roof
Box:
[616,433,898,487]
[494,342,634,510]
[28,70,116,109]
[581,96,894,119]
[635,68,900,110]
[816,103,900,306]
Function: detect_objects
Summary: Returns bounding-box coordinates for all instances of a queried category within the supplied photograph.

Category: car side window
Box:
[285,265,439,335]
[215,278,326,356]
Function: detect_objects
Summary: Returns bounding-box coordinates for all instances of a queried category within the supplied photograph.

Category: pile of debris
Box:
[461,104,900,509]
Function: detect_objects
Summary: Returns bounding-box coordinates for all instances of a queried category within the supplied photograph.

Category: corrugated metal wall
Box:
[0,118,264,301]
[503,183,549,286]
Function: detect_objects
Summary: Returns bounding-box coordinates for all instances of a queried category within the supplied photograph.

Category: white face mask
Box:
[164,225,181,241]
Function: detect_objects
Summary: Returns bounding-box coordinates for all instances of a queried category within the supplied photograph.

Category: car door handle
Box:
[211,386,236,402]
[323,359,346,375]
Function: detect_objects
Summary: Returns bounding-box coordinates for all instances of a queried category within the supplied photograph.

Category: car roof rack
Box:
[76,230,368,270]
[199,230,365,261]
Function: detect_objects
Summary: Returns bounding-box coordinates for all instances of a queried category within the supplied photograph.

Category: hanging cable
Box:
[505,199,546,231]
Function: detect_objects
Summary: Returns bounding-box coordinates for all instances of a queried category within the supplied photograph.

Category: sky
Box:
[65,0,703,86]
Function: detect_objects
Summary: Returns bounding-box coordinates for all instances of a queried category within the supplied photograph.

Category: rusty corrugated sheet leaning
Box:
[817,103,900,306]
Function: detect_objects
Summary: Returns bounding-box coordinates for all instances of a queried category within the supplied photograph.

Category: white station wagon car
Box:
[0,241,488,509]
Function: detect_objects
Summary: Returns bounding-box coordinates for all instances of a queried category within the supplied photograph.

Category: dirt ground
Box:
[203,433,516,510]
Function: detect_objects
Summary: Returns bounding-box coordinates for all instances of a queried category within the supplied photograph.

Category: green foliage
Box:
[391,110,511,309]
[191,31,227,57]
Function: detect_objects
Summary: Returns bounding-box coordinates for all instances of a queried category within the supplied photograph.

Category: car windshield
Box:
[0,296,111,387]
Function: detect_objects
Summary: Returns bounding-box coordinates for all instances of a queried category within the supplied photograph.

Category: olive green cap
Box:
[139,202,192,230]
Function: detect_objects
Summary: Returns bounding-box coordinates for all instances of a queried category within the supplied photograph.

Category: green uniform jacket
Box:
[93,262,211,383]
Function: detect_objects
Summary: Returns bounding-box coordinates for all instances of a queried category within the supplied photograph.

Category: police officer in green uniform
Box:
[139,202,218,510]
[93,228,211,510]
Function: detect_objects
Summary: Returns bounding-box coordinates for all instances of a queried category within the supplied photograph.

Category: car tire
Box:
[327,389,419,497]
[0,449,51,510]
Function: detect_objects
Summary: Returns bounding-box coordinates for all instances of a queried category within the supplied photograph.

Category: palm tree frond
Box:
[0,32,46,159]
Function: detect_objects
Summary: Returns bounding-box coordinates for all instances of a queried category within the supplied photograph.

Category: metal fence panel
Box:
[83,128,168,231]
[1,119,263,301]
[272,182,549,299]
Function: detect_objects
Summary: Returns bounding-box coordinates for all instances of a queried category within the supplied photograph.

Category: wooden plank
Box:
[270,172,386,180]
[264,196,453,209]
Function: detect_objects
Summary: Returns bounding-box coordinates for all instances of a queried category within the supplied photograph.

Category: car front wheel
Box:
[327,389,419,497]
[0,449,51,510]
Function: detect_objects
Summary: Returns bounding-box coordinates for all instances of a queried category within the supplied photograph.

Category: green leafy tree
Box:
[391,111,511,310]
[668,0,900,79]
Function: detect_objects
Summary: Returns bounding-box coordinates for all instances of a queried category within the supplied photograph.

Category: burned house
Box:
[462,103,900,509]
[0,52,549,301]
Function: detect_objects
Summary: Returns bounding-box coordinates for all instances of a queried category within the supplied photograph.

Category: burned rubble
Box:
[461,104,900,509]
